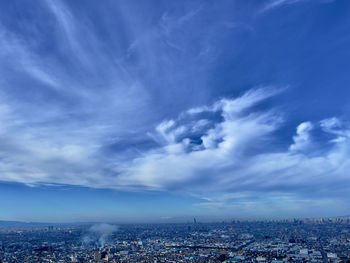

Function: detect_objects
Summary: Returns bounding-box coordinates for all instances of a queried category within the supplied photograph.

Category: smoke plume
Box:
[82,223,118,248]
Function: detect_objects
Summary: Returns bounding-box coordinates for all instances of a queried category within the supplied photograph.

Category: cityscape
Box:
[1,0,350,262]
[1,218,350,262]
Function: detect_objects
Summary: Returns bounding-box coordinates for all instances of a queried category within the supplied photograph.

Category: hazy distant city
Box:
[1,218,350,263]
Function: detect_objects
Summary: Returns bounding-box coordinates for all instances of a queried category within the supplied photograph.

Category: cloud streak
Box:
[259,0,335,14]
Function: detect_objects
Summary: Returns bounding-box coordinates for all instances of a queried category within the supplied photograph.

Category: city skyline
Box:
[0,0,350,222]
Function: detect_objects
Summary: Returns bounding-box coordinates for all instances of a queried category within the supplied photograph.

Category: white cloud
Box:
[289,121,313,152]
[260,0,307,13]
[0,26,59,89]
[259,0,334,14]
[1,87,350,210]
[320,117,342,134]
[115,88,283,191]
[109,89,350,212]
[44,0,91,68]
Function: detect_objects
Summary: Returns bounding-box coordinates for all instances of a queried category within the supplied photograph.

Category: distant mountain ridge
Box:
[0,220,97,229]
[0,220,51,229]
[1,216,350,230]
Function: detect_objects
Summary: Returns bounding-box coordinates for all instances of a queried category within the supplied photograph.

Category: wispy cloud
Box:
[44,0,96,69]
[259,0,335,14]
[0,26,59,89]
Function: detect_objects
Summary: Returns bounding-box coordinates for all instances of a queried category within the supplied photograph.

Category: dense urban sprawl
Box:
[1,219,350,262]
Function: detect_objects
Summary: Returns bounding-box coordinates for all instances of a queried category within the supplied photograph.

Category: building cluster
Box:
[0,218,350,262]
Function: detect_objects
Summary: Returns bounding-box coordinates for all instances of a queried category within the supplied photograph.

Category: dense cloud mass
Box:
[117,89,350,202]
[1,86,350,205]
[0,0,349,214]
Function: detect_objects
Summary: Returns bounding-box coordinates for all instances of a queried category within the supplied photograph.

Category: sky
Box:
[0,0,350,223]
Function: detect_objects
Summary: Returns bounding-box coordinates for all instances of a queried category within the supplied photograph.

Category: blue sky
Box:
[0,0,350,222]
